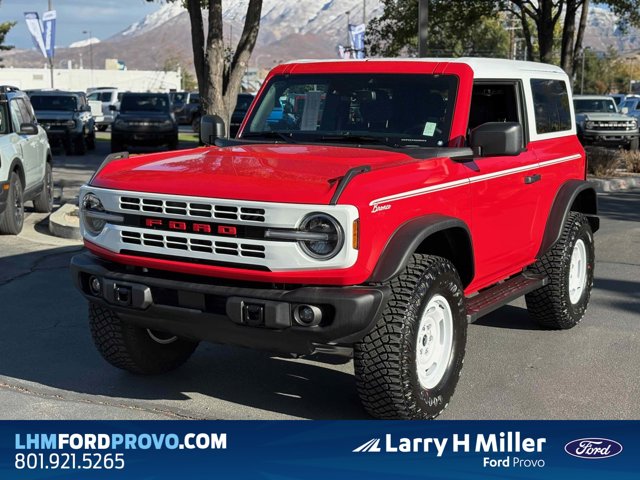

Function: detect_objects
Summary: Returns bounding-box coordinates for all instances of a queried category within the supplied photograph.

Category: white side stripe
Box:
[369,154,581,206]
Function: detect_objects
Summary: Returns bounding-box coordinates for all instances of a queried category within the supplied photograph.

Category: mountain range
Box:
[2,1,638,75]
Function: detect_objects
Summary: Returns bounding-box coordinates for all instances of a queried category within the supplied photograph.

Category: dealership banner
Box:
[42,10,56,59]
[0,421,637,479]
[23,12,46,58]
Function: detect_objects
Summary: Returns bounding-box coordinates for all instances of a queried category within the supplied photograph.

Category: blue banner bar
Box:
[1,421,638,479]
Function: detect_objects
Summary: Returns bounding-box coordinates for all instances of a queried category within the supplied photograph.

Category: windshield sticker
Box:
[423,122,437,137]
[300,91,323,131]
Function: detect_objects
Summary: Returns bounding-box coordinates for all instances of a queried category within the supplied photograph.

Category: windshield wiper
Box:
[241,131,297,143]
[319,134,401,148]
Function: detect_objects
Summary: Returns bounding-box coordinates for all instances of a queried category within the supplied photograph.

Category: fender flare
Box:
[368,214,474,286]
[7,158,25,187]
[537,179,599,257]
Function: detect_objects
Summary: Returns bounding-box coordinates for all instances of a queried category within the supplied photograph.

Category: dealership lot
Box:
[0,138,638,420]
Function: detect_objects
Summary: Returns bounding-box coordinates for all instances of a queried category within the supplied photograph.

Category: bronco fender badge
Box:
[371,204,391,213]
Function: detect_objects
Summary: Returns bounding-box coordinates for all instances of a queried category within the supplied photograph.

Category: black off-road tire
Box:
[33,162,54,213]
[0,172,25,235]
[86,130,96,150]
[525,212,594,329]
[73,133,87,155]
[89,303,199,375]
[354,254,467,419]
[168,135,179,150]
[111,139,124,153]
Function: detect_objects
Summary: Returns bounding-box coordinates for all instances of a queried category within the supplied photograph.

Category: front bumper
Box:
[71,253,390,356]
[0,181,9,214]
[582,131,639,145]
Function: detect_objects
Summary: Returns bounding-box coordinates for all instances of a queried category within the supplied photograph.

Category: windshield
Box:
[620,100,639,111]
[88,91,113,102]
[120,94,170,113]
[30,95,77,112]
[573,99,617,114]
[244,74,458,147]
[172,92,187,104]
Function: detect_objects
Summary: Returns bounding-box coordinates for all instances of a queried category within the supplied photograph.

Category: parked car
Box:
[0,86,53,234]
[28,90,96,155]
[111,92,178,152]
[73,58,599,420]
[229,93,254,137]
[573,94,639,150]
[191,93,254,135]
[87,88,123,131]
[619,97,640,121]
[171,91,200,126]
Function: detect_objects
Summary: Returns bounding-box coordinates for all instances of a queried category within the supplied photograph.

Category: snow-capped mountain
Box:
[3,1,638,73]
[68,38,100,49]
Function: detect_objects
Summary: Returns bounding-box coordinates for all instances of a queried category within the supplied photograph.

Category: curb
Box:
[588,175,640,193]
[49,203,81,240]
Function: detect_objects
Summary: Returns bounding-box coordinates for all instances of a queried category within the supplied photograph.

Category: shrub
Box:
[619,150,640,173]
[585,147,621,177]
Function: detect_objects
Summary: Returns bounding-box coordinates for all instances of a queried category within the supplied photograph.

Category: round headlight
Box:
[65,119,76,128]
[82,193,106,235]
[114,119,127,129]
[298,213,344,260]
[585,121,595,129]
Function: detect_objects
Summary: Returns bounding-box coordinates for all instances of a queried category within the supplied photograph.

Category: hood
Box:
[34,110,74,121]
[577,112,634,122]
[91,144,420,204]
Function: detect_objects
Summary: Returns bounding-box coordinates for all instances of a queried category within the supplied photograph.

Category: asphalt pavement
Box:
[0,137,638,420]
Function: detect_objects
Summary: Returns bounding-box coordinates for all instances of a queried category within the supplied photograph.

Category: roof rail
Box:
[0,86,21,94]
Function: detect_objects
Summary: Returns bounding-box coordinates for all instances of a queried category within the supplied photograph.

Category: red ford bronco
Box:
[71,58,599,419]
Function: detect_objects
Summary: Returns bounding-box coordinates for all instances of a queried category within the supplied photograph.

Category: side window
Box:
[468,83,522,131]
[530,79,571,134]
[17,98,35,123]
[9,99,26,131]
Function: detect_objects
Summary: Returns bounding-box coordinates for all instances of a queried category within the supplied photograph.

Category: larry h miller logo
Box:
[353,438,382,453]
[564,438,623,459]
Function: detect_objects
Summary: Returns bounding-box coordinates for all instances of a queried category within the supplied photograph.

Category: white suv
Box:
[0,86,53,234]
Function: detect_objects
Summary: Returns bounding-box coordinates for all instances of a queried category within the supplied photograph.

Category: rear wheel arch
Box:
[538,180,599,258]
[368,215,475,288]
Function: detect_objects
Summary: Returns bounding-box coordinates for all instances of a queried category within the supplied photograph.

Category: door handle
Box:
[524,173,541,184]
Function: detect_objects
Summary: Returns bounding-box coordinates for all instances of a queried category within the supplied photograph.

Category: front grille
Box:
[120,196,266,222]
[590,121,637,131]
[121,230,266,259]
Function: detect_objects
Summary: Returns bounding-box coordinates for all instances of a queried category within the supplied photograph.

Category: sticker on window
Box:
[423,122,437,137]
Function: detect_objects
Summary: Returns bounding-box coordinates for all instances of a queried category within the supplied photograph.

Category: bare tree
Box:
[153,0,263,130]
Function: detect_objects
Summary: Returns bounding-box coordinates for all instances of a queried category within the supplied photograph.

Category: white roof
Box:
[285,57,567,80]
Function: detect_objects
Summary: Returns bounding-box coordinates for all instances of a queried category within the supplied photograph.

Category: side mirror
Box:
[621,107,629,114]
[200,114,226,145]
[19,122,38,135]
[470,122,523,157]
[108,104,117,112]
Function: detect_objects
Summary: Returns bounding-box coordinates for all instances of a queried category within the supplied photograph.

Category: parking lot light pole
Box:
[83,30,94,87]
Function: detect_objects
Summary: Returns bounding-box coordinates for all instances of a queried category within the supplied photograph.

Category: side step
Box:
[466,272,548,323]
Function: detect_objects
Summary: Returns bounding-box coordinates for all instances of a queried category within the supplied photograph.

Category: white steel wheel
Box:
[568,238,587,304]
[415,294,454,389]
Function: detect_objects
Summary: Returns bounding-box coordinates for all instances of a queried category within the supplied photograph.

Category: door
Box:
[9,98,42,190]
[466,81,542,288]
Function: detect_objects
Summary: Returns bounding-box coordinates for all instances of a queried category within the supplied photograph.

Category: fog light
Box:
[89,276,102,296]
[293,305,322,327]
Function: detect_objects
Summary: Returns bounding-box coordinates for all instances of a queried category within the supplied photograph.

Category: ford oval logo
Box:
[564,438,623,459]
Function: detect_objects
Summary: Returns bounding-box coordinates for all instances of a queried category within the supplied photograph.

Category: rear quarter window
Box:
[530,79,572,134]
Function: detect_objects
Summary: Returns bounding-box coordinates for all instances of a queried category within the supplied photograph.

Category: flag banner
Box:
[23,12,46,58]
[42,10,56,59]
[349,23,366,59]
[0,420,638,479]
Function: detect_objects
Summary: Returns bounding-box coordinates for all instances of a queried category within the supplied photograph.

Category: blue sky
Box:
[1,0,163,49]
